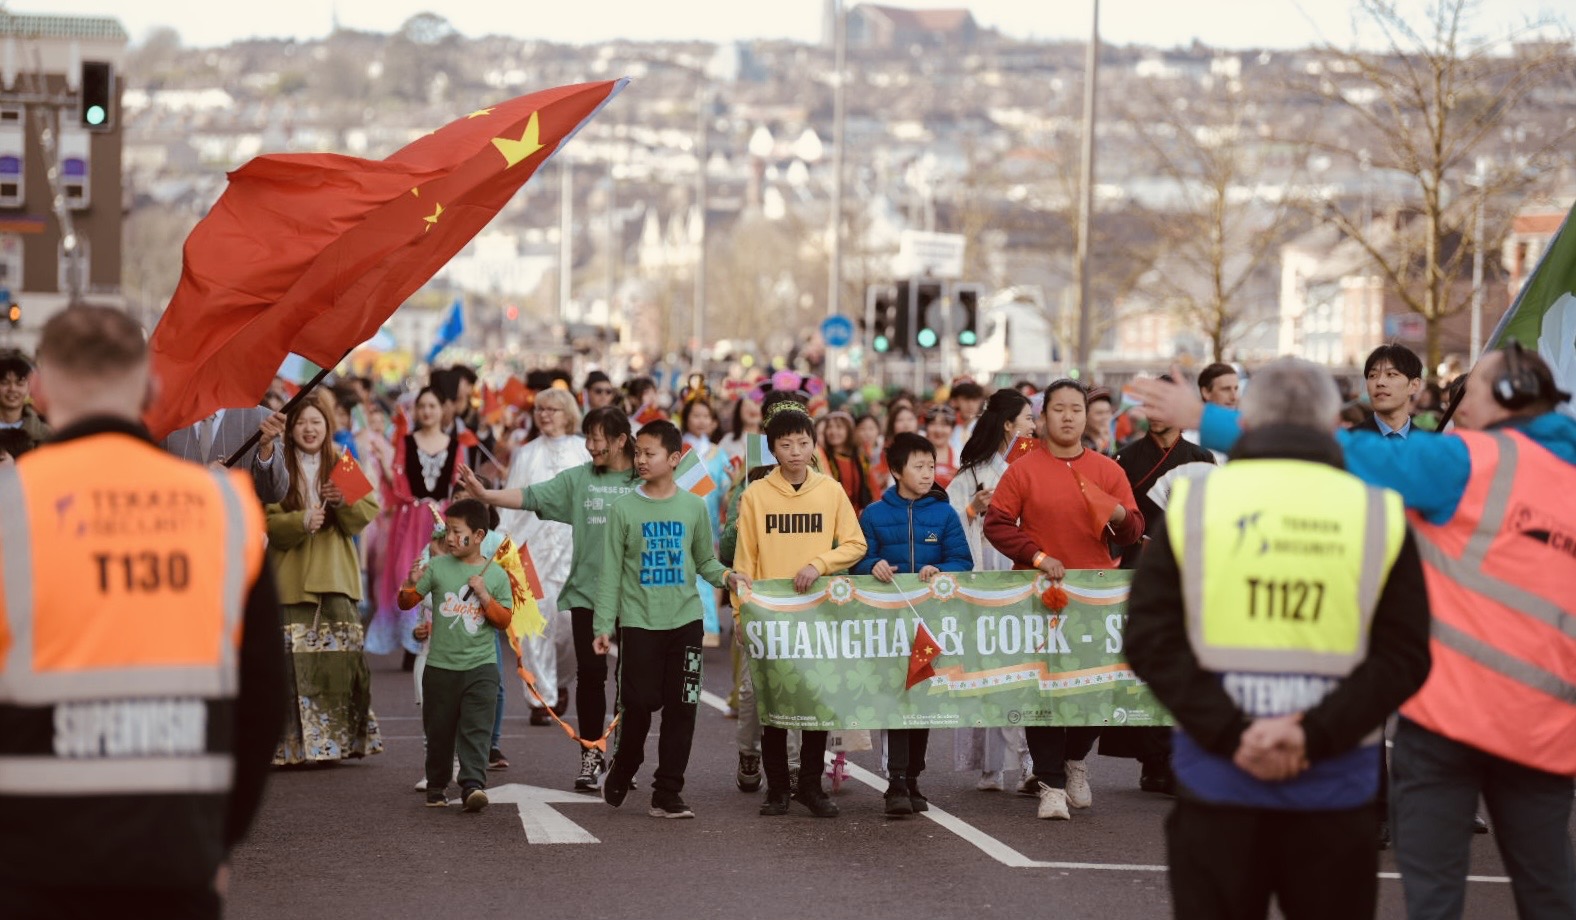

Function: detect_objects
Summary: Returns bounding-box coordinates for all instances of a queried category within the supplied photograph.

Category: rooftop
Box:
[0,12,129,43]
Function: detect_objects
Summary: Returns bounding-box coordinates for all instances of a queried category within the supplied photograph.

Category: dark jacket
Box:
[1115,432,1216,568]
[853,485,973,575]
[1124,424,1431,768]
[0,416,286,890]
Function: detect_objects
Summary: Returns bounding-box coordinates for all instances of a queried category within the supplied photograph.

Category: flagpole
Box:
[222,349,351,468]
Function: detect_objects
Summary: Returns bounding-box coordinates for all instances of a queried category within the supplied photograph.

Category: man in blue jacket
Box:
[854,431,973,816]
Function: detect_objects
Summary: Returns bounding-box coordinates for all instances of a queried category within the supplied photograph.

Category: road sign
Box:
[820,314,855,348]
[486,783,604,844]
[896,230,966,279]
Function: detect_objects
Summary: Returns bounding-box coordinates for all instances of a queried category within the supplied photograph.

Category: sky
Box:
[51,0,1572,51]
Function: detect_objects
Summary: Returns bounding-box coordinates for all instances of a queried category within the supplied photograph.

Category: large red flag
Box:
[144,79,627,439]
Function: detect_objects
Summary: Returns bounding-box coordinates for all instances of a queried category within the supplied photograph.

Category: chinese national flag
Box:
[1071,466,1121,532]
[143,79,627,439]
[501,376,532,409]
[907,619,943,690]
[329,451,374,506]
[1005,435,1037,464]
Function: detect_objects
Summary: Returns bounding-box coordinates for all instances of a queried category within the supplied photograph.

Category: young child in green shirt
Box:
[594,420,749,818]
[399,499,514,812]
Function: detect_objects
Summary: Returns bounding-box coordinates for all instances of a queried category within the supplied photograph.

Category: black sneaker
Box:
[1016,773,1041,796]
[1139,762,1176,796]
[488,748,509,770]
[530,708,552,726]
[424,790,448,808]
[792,783,840,818]
[787,771,800,796]
[1473,813,1490,835]
[907,778,930,814]
[649,792,695,819]
[736,753,763,792]
[575,748,604,793]
[759,788,791,816]
[884,778,914,817]
[461,786,488,813]
[604,771,631,807]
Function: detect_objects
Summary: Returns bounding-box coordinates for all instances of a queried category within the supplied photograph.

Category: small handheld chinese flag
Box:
[907,620,943,690]
[329,451,374,505]
[1071,466,1120,532]
[1005,435,1037,464]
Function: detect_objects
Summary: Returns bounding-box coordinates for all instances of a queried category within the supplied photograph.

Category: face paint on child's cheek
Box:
[461,535,471,548]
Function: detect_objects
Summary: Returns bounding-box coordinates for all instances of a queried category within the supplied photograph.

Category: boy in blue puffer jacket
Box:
[853,432,973,817]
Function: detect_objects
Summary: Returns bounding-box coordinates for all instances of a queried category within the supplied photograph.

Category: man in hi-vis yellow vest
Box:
[0,306,285,919]
[1126,357,1432,920]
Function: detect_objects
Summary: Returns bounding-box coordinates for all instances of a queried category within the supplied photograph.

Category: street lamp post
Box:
[693,81,709,365]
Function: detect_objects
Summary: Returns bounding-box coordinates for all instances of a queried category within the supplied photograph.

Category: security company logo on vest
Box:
[640,520,688,586]
[1508,502,1576,560]
[765,513,823,534]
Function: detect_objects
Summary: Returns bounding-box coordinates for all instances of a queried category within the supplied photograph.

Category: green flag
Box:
[1490,201,1576,413]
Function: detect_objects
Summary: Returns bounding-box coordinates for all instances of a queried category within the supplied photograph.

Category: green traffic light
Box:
[873,335,890,353]
[958,330,978,346]
[916,328,938,349]
[86,105,106,126]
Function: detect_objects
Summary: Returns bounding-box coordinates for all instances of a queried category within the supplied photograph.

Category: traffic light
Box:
[869,287,898,354]
[6,303,19,328]
[80,62,114,131]
[956,286,980,346]
[910,281,942,350]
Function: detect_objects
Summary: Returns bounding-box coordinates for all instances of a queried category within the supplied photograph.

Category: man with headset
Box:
[1130,342,1576,920]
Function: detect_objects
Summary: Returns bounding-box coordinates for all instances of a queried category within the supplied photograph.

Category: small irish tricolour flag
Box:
[744,433,776,471]
[675,444,717,497]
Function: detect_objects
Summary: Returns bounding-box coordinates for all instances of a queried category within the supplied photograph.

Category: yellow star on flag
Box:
[465,107,495,119]
[423,202,444,232]
[492,112,544,168]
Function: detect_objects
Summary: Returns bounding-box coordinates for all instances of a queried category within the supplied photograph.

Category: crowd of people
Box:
[2,311,1571,920]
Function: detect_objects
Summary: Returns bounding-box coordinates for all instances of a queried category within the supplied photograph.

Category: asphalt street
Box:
[226,645,1538,920]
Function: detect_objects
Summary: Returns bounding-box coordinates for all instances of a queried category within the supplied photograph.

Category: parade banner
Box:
[738,570,1173,730]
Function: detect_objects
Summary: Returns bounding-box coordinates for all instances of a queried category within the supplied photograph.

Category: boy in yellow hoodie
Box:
[735,400,867,817]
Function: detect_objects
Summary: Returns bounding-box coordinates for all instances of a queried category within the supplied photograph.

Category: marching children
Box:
[735,401,868,817]
[399,499,514,812]
[593,421,749,818]
[852,432,973,816]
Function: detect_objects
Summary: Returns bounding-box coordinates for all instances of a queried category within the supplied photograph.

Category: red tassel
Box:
[1040,584,1069,612]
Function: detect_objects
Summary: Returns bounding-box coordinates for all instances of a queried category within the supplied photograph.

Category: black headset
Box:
[1492,340,1546,410]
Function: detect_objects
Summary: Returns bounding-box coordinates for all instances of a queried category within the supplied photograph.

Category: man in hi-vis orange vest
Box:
[1130,342,1576,920]
[0,306,284,920]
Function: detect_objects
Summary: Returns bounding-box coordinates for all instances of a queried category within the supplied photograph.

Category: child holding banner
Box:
[735,401,868,818]
[592,421,749,818]
[853,432,972,816]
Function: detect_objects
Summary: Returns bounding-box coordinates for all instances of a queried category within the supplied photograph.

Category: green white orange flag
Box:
[675,444,717,497]
[1490,200,1576,416]
[144,79,627,439]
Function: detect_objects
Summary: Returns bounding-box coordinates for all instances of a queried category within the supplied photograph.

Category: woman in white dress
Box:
[499,387,590,724]
[946,388,1039,791]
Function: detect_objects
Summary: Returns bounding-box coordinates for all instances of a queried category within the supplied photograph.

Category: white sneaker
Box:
[1037,783,1070,820]
[977,771,1004,792]
[414,776,427,792]
[1065,759,1092,809]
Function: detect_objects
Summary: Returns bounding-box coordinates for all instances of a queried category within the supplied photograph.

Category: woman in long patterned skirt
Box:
[265,389,385,764]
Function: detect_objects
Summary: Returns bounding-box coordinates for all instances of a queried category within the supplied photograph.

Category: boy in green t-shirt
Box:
[593,421,749,818]
[399,499,514,812]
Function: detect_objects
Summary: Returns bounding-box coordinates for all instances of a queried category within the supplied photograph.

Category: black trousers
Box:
[1392,717,1576,920]
[609,621,703,795]
[1166,798,1378,920]
[6,886,221,920]
[886,728,930,778]
[569,607,610,740]
[1025,726,1101,787]
[764,727,827,792]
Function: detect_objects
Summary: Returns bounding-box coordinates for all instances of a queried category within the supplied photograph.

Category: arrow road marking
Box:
[486,783,603,845]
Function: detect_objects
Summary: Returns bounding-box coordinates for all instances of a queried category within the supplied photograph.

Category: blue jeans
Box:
[1392,717,1576,920]
[490,630,508,750]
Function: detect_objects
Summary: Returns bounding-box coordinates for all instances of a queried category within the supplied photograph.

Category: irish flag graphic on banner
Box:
[1492,200,1576,418]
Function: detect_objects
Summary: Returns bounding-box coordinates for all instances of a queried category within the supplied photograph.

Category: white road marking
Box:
[699,690,1513,882]
[487,783,604,844]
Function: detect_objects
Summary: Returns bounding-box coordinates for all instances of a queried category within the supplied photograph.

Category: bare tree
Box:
[1295,0,1574,368]
[1120,68,1307,361]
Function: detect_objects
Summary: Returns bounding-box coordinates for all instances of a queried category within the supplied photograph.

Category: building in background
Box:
[0,12,126,350]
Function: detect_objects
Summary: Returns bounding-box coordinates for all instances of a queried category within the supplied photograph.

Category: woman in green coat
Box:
[265,390,385,765]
